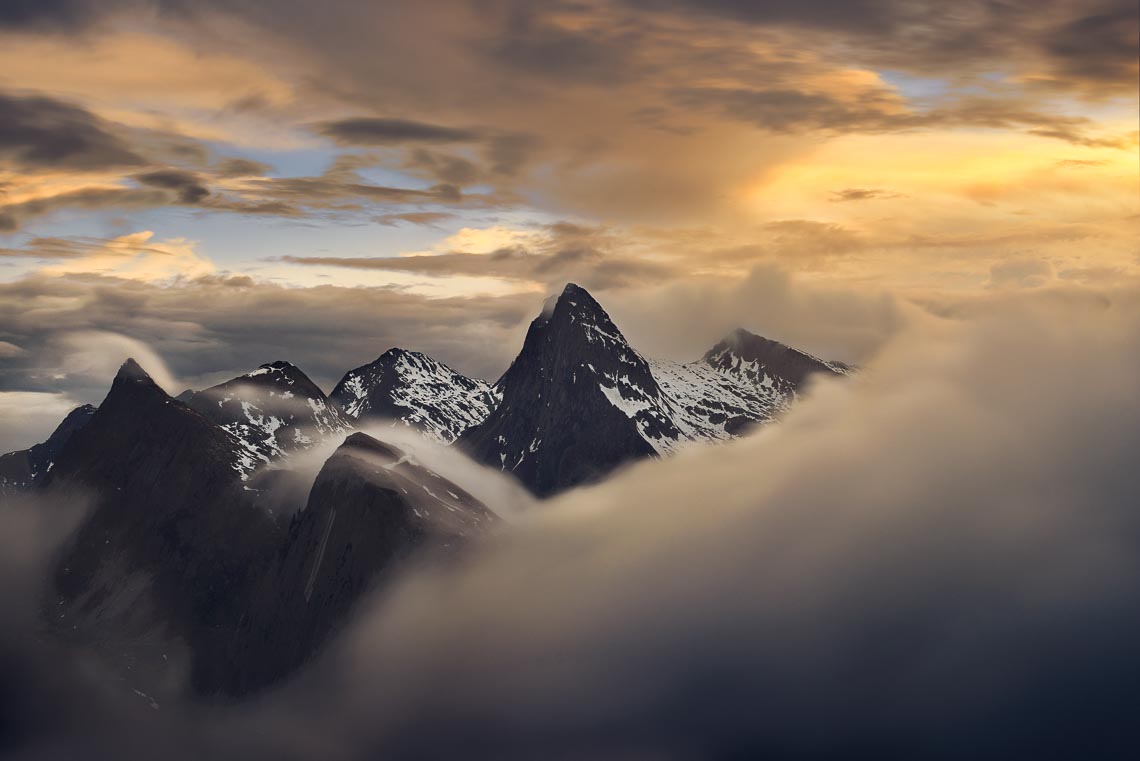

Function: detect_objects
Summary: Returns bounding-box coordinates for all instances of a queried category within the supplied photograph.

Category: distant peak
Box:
[107,357,167,404]
[378,347,418,361]
[244,361,311,382]
[340,432,404,462]
[539,282,605,323]
[557,282,599,307]
[115,357,152,382]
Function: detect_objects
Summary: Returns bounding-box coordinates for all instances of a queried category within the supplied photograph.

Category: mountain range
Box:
[1,282,850,698]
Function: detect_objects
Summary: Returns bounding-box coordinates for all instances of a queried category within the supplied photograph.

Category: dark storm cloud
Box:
[0,187,170,230]
[1043,4,1140,85]
[315,119,540,185]
[405,149,482,185]
[0,0,106,29]
[374,211,455,227]
[674,87,1132,145]
[624,0,898,33]
[0,155,499,232]
[133,168,211,204]
[484,12,640,85]
[484,133,541,177]
[630,0,1138,93]
[0,235,172,260]
[316,117,481,145]
[0,92,145,171]
[278,222,677,289]
[0,273,537,403]
[214,157,274,178]
[247,175,467,206]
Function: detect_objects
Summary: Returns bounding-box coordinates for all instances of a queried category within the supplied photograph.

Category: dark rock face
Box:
[0,404,95,494]
[183,360,352,468]
[652,328,853,440]
[702,328,851,397]
[458,285,856,497]
[225,431,497,695]
[43,359,280,697]
[330,348,499,444]
[460,283,680,497]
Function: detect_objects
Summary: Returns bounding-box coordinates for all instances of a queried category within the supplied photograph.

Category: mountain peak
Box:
[554,281,603,314]
[461,284,681,496]
[340,431,404,462]
[377,347,420,362]
[258,360,298,371]
[717,328,785,354]
[560,281,590,299]
[115,357,152,383]
[330,348,499,444]
[703,329,845,393]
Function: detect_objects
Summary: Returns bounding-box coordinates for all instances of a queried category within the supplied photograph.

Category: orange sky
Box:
[0,0,1137,440]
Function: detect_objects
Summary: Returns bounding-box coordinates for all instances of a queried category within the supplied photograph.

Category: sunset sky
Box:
[1,0,1137,448]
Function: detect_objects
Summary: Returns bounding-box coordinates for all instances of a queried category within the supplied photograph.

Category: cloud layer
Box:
[3,280,1139,760]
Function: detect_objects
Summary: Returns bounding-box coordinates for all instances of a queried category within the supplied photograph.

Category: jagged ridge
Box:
[330,348,499,444]
[183,360,352,470]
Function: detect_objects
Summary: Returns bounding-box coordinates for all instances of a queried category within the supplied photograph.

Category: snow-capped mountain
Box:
[0,403,95,494]
[5,284,854,507]
[460,283,684,497]
[702,327,853,393]
[652,328,852,441]
[461,283,852,496]
[182,360,352,470]
[35,359,497,699]
[330,348,499,444]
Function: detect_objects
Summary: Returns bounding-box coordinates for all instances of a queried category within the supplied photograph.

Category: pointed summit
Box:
[460,284,681,496]
[535,282,619,340]
[43,358,277,694]
[330,347,498,444]
[703,329,849,393]
[183,360,351,465]
[115,357,152,383]
[0,403,97,493]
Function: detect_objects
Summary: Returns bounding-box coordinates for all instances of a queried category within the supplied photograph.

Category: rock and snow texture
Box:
[183,361,352,469]
[0,403,96,495]
[460,283,683,497]
[702,328,852,395]
[460,284,852,496]
[652,329,851,441]
[330,348,499,444]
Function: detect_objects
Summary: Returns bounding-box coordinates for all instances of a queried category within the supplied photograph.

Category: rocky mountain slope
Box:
[225,432,498,694]
[460,283,683,497]
[0,404,95,495]
[460,284,850,495]
[181,360,352,470]
[330,348,499,444]
[42,359,281,697]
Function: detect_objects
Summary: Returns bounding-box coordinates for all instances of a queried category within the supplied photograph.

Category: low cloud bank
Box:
[3,291,1139,759]
[241,292,1140,760]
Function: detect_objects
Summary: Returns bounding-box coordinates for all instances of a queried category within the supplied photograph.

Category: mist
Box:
[3,291,1139,760]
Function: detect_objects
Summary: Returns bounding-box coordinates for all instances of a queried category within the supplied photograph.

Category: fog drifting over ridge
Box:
[6,287,1137,759]
[232,292,1139,760]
